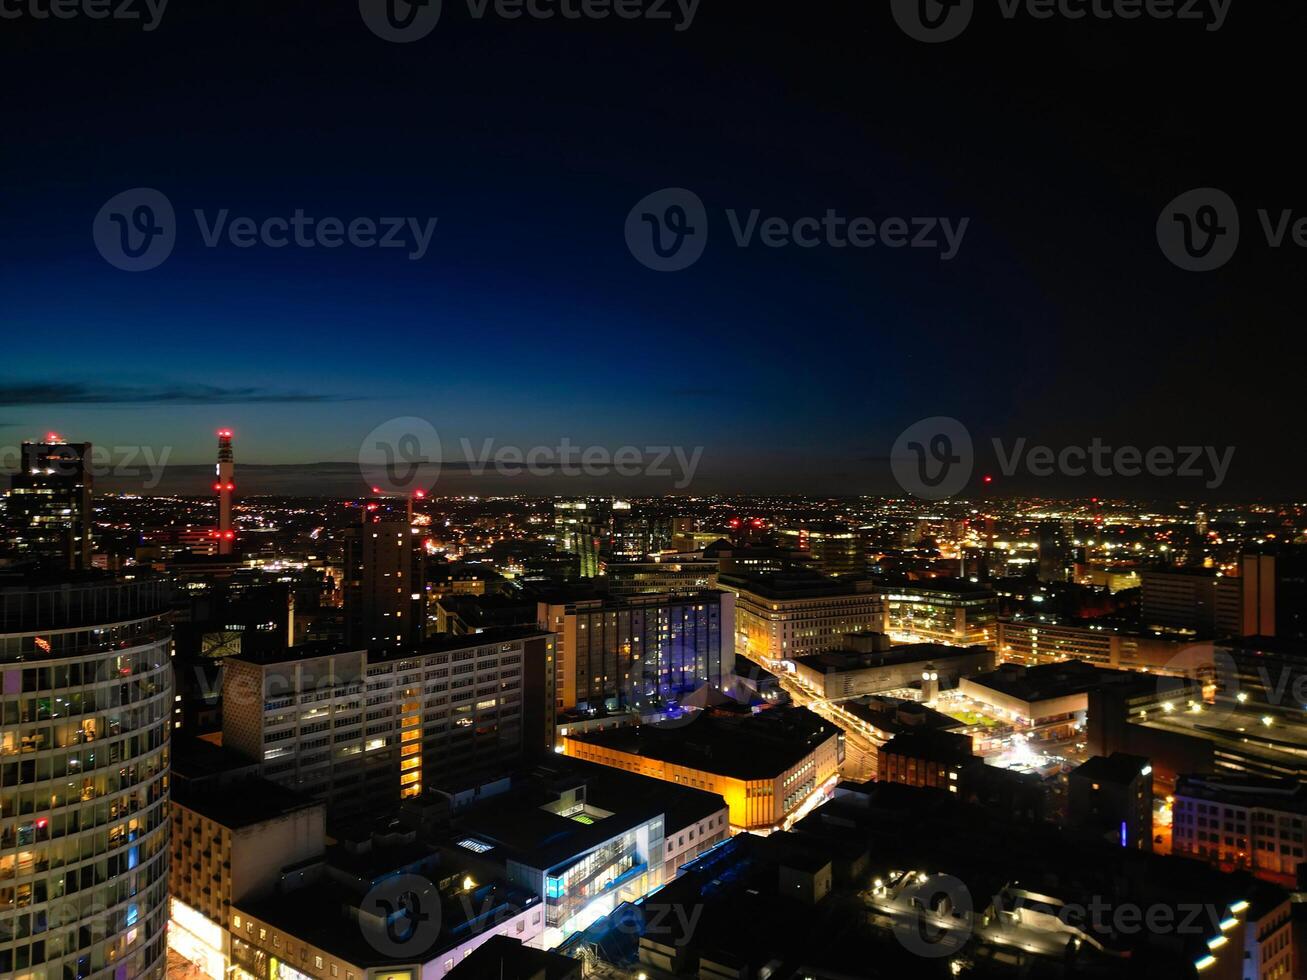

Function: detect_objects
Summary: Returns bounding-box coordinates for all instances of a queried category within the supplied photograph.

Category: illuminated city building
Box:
[222,628,553,814]
[343,518,428,648]
[774,524,865,579]
[446,758,728,946]
[563,707,841,832]
[231,826,544,980]
[1173,774,1307,886]
[169,772,325,979]
[0,574,173,978]
[883,579,997,647]
[5,439,93,571]
[875,729,980,795]
[537,591,732,713]
[997,616,1197,671]
[1242,545,1307,640]
[792,633,990,700]
[717,570,885,665]
[1066,752,1153,852]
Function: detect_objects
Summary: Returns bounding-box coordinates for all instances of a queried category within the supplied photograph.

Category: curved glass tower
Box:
[0,576,171,979]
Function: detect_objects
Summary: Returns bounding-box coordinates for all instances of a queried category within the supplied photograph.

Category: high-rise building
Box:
[343,517,428,647]
[222,627,554,813]
[1141,567,1220,632]
[1242,545,1307,640]
[775,524,866,578]
[6,438,93,570]
[537,591,733,713]
[0,572,173,978]
[717,570,886,666]
[1036,521,1072,584]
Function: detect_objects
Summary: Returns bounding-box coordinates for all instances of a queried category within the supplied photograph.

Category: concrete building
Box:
[222,628,555,814]
[169,775,325,979]
[960,660,1137,739]
[563,707,841,831]
[603,554,717,596]
[875,729,980,796]
[445,759,728,947]
[536,591,732,714]
[0,574,173,979]
[998,616,1200,671]
[1141,567,1222,632]
[716,570,885,666]
[883,579,997,647]
[343,517,428,648]
[1173,774,1307,885]
[232,825,545,980]
[791,635,991,700]
[1066,753,1153,852]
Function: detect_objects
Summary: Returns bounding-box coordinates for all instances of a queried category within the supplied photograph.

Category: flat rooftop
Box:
[1071,753,1150,787]
[879,729,976,766]
[964,660,1135,703]
[230,625,551,666]
[1175,773,1307,813]
[567,706,837,781]
[173,776,322,829]
[795,642,988,673]
[451,758,726,872]
[716,570,874,600]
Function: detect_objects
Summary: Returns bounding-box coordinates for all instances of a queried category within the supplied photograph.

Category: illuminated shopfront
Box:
[168,899,226,979]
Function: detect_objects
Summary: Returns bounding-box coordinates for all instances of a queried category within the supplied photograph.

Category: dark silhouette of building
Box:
[6,438,93,570]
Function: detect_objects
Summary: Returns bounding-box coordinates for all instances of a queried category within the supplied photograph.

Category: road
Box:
[774,667,882,781]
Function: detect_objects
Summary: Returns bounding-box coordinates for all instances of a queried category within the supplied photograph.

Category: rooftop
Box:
[230,625,551,666]
[1071,753,1151,787]
[1176,773,1307,813]
[878,729,977,766]
[173,775,323,830]
[567,706,837,781]
[964,660,1136,703]
[794,642,988,673]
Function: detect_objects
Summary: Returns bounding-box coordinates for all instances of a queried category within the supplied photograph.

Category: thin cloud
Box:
[0,382,356,406]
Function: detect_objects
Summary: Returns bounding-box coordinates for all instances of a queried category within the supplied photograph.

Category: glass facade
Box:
[0,581,171,978]
[572,599,724,711]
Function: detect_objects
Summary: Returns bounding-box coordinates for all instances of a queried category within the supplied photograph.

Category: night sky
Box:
[2,1,1303,497]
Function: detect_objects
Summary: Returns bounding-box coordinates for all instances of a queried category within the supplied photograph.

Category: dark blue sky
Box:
[2,1,1303,496]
